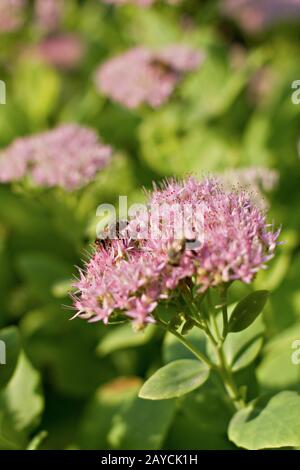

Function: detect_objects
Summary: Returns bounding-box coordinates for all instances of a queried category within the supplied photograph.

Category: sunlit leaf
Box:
[139,360,210,400]
[229,391,300,450]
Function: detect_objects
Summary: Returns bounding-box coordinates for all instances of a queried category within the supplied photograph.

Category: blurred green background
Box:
[0,0,300,450]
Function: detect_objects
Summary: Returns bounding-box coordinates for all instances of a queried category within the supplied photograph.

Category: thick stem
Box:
[215,345,245,410]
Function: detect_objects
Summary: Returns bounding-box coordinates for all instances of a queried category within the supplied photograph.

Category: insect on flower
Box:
[95,220,129,248]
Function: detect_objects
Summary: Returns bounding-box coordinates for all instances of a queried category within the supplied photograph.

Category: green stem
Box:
[156,318,214,369]
[156,285,246,411]
[219,286,229,340]
[201,300,245,410]
[207,290,222,342]
[215,345,245,410]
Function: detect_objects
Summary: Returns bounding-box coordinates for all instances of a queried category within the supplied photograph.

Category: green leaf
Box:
[139,359,210,400]
[108,395,176,450]
[0,327,21,388]
[257,324,300,391]
[20,305,111,398]
[14,60,60,126]
[139,110,231,177]
[228,290,269,333]
[0,353,44,450]
[96,324,156,357]
[165,376,235,450]
[51,279,73,299]
[16,252,72,302]
[79,378,141,450]
[228,391,300,449]
[207,316,265,373]
[224,317,265,372]
[26,431,48,450]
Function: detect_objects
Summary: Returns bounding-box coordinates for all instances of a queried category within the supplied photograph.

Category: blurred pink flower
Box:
[95,45,204,108]
[218,166,279,208]
[0,0,26,33]
[73,177,279,328]
[221,167,278,192]
[35,0,63,32]
[222,0,300,34]
[0,124,112,190]
[34,34,84,69]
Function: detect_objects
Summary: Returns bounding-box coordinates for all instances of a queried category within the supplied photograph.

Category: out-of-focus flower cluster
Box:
[222,0,300,34]
[218,166,279,208]
[33,34,85,69]
[74,177,280,328]
[95,45,204,108]
[0,124,112,191]
[0,0,64,34]
[0,0,26,33]
[35,0,63,32]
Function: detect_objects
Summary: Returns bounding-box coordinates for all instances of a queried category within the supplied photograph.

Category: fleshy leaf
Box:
[139,359,210,400]
[228,290,269,333]
[257,324,300,391]
[228,391,300,449]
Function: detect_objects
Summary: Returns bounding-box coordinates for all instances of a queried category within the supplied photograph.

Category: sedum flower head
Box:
[95,45,204,109]
[73,177,280,328]
[0,124,112,191]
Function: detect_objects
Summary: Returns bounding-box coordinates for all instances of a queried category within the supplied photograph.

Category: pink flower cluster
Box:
[34,34,84,69]
[0,0,26,33]
[73,177,279,328]
[35,0,63,32]
[222,0,300,34]
[0,125,112,191]
[95,45,204,109]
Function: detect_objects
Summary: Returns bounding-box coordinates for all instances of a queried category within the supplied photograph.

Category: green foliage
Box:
[108,396,176,450]
[139,359,210,400]
[0,0,299,451]
[209,316,265,373]
[0,350,44,450]
[229,392,300,450]
[0,326,21,388]
[97,324,156,357]
[79,378,141,449]
[228,291,269,333]
[257,324,300,392]
[165,378,235,450]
